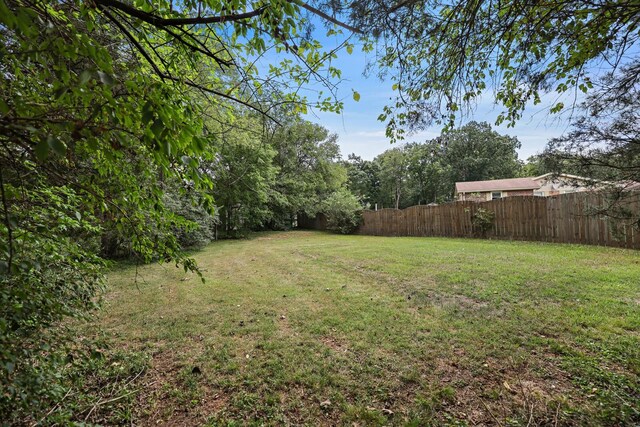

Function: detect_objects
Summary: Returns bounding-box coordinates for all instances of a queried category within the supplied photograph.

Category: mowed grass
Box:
[96,231,640,426]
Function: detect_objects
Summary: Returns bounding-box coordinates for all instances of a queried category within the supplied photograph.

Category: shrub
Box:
[164,188,219,248]
[321,190,362,234]
[0,185,105,423]
[471,207,495,237]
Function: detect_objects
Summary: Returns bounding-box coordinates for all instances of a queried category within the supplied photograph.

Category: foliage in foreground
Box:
[0,0,353,421]
[542,60,640,232]
[4,0,638,422]
[0,3,207,417]
[334,0,640,139]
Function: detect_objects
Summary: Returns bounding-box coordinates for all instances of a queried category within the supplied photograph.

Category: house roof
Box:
[533,173,595,182]
[455,177,541,193]
[620,180,640,190]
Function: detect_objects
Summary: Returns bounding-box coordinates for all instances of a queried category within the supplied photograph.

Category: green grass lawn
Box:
[91,231,640,426]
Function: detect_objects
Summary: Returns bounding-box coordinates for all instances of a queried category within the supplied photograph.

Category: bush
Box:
[0,185,105,423]
[321,190,362,234]
[471,207,495,237]
[164,189,219,248]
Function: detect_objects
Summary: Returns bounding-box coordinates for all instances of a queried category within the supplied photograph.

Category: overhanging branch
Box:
[94,0,268,26]
[295,1,364,34]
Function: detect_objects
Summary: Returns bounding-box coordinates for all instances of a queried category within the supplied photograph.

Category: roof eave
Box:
[457,186,540,193]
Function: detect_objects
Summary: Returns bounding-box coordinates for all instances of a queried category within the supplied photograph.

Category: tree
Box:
[267,119,347,227]
[0,6,214,417]
[519,153,586,178]
[343,154,381,208]
[519,155,547,178]
[440,121,522,194]
[323,0,640,139]
[163,182,220,248]
[321,189,363,234]
[543,60,640,229]
[208,114,277,237]
[351,122,523,207]
[404,141,449,205]
[376,147,409,209]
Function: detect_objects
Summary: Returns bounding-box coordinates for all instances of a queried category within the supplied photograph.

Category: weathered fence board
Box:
[356,192,640,249]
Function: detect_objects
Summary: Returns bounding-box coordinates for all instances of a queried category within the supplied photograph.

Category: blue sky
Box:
[303,39,579,162]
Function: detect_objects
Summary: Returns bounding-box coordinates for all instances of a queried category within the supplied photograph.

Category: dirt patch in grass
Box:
[320,335,349,353]
[194,388,228,421]
[277,314,299,339]
[342,262,492,313]
[132,349,228,426]
[422,292,489,309]
[431,353,582,426]
[255,231,317,241]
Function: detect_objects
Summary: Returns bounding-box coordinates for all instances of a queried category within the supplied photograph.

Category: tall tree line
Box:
[344,122,524,209]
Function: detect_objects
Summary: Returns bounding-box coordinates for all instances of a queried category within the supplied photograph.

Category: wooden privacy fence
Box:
[356,192,640,249]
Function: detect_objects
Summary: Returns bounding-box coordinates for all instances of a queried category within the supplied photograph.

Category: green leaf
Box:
[86,137,99,150]
[141,102,153,124]
[7,215,17,229]
[0,99,9,114]
[97,71,115,86]
[35,138,50,161]
[79,70,92,85]
[0,0,17,28]
[47,135,67,156]
[90,350,104,360]
[346,44,353,55]
[352,90,360,102]
[163,140,172,155]
[54,86,68,99]
[550,102,564,113]
[151,119,164,137]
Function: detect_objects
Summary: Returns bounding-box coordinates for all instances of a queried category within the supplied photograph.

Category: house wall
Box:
[505,190,534,197]
[458,190,533,201]
[458,192,490,202]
